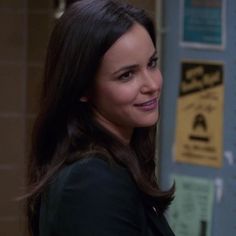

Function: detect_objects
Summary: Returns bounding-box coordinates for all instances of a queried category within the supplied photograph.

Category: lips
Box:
[134,98,158,111]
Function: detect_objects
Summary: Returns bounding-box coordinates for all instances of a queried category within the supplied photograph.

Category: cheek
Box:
[98,83,139,106]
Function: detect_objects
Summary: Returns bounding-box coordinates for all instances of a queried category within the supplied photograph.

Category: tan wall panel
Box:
[27,13,51,63]
[28,0,52,10]
[26,66,43,113]
[0,64,25,113]
[0,12,26,61]
[0,117,25,166]
[0,168,25,218]
[126,0,155,14]
[0,217,26,236]
[0,0,26,8]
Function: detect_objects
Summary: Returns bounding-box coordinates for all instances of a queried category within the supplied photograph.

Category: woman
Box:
[26,0,175,235]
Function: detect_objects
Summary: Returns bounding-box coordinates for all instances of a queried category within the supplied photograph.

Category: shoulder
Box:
[47,155,143,214]
[56,155,137,193]
[42,155,146,235]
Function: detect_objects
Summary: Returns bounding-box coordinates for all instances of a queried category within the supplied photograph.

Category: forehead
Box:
[99,24,155,73]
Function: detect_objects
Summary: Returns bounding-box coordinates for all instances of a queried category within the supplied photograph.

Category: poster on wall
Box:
[169,175,214,236]
[174,61,224,168]
[180,0,226,49]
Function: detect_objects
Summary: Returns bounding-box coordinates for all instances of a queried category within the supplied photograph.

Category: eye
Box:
[118,70,134,81]
[148,57,158,69]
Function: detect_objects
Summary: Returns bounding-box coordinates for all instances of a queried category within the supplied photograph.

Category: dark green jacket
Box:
[39,157,175,236]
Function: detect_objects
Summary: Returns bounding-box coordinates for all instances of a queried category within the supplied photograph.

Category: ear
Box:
[79,96,88,102]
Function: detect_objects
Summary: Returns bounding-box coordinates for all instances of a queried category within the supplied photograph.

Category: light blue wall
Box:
[159,0,236,235]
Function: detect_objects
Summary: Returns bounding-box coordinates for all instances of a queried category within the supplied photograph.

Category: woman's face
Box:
[91,24,163,143]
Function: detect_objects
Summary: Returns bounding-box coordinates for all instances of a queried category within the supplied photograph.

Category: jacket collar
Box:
[145,208,175,236]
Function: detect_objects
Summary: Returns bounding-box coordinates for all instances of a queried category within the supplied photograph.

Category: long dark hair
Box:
[26,0,174,235]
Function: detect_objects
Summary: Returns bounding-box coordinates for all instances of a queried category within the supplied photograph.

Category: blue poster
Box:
[181,0,226,49]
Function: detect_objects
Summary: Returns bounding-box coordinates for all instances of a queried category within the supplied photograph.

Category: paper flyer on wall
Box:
[169,175,215,236]
[174,61,224,168]
[180,0,226,49]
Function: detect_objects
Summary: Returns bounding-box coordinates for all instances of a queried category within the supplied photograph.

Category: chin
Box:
[136,115,159,127]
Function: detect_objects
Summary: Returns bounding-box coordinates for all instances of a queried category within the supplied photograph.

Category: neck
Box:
[93,111,133,145]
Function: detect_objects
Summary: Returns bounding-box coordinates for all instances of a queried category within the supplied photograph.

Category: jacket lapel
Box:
[145,207,175,236]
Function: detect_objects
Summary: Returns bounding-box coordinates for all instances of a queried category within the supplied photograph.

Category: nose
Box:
[140,69,162,94]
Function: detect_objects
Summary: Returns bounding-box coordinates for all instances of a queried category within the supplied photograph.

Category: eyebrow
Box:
[112,50,157,76]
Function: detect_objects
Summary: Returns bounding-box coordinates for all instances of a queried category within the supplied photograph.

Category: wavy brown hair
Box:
[26,0,174,235]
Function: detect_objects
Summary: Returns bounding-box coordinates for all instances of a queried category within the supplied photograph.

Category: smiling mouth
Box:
[134,98,158,111]
[135,98,157,106]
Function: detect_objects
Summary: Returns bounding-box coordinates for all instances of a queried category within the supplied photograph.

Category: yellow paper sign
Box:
[175,61,224,168]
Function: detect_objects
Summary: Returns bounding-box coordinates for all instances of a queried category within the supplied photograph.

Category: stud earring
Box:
[79,97,88,102]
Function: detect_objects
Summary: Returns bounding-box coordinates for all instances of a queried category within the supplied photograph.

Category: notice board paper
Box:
[175,61,224,168]
[180,0,226,49]
[169,175,214,236]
